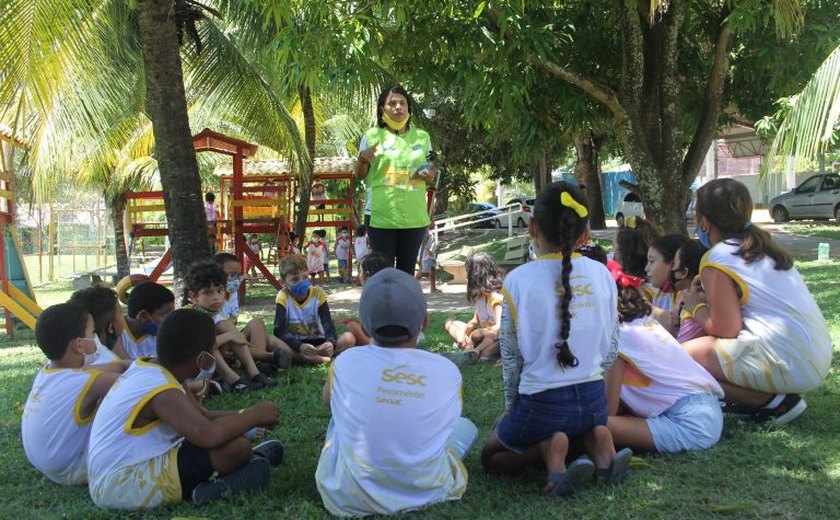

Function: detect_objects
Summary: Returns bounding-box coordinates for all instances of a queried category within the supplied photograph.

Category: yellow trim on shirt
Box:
[537,252,582,260]
[618,353,652,388]
[73,369,103,426]
[699,262,750,305]
[124,325,149,344]
[124,383,183,436]
[500,287,517,326]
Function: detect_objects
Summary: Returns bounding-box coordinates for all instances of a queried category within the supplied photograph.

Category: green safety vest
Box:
[364,126,432,229]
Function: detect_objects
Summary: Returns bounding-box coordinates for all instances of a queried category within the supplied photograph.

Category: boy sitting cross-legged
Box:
[22,304,126,485]
[185,260,276,391]
[87,308,284,509]
[273,255,355,365]
[213,252,293,374]
[122,281,175,359]
[316,268,478,516]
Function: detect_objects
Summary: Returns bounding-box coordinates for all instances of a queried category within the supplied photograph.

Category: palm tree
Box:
[760,44,840,174]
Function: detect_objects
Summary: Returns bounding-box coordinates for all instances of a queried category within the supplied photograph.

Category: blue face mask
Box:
[695,224,712,249]
[226,277,242,293]
[289,279,312,299]
[186,352,216,384]
[140,319,159,337]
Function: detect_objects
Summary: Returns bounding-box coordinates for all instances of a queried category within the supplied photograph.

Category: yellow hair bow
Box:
[560,192,588,218]
[625,215,637,229]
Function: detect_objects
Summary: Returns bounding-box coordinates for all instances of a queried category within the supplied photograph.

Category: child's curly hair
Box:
[617,285,652,323]
[183,260,227,305]
[465,252,504,303]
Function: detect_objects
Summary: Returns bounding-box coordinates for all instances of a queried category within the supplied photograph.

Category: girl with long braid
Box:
[481,182,631,497]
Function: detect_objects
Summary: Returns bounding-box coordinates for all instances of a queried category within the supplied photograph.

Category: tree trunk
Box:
[294,84,316,242]
[108,193,130,279]
[574,134,607,230]
[532,146,551,193]
[136,0,210,291]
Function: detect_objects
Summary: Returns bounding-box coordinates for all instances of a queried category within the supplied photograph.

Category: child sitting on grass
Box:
[344,251,392,346]
[668,240,708,342]
[604,262,724,453]
[185,260,276,392]
[87,308,283,509]
[444,252,504,360]
[121,281,175,359]
[681,179,832,425]
[69,285,129,361]
[273,255,355,364]
[22,304,125,485]
[316,268,477,516]
[214,253,292,373]
[644,234,688,331]
[481,182,631,496]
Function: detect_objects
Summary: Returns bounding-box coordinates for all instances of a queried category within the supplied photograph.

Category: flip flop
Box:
[595,447,633,485]
[545,458,595,497]
[252,440,284,467]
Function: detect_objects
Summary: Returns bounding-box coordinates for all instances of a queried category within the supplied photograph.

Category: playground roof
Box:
[192,128,258,157]
[0,124,28,148]
[214,157,356,176]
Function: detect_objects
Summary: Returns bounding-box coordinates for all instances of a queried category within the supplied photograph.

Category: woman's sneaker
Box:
[753,394,807,426]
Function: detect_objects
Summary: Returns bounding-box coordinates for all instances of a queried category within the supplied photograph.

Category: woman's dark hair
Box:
[614,228,650,278]
[361,251,392,280]
[650,234,688,263]
[465,252,504,303]
[183,260,227,305]
[534,181,589,369]
[677,239,708,280]
[35,303,91,360]
[205,192,215,203]
[696,178,792,270]
[376,85,413,130]
[69,285,118,340]
[157,308,215,366]
[617,285,653,323]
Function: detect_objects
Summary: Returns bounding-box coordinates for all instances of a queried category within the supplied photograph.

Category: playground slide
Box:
[0,225,42,331]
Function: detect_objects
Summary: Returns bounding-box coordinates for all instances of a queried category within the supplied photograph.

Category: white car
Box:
[614,192,644,228]
[494,197,535,228]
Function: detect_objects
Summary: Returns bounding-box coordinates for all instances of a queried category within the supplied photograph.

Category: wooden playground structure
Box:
[126,129,356,292]
[0,124,42,337]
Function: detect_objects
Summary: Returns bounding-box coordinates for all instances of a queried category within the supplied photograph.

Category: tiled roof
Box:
[0,124,28,148]
[214,157,355,176]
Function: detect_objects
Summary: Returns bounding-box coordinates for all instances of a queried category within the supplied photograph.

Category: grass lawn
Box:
[1,259,838,518]
[783,222,840,241]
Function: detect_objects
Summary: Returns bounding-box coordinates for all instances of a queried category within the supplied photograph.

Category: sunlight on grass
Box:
[784,222,840,241]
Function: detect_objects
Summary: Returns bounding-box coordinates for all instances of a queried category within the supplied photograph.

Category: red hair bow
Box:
[607,259,643,288]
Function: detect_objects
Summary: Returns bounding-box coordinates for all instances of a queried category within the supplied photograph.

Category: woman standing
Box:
[354,86,436,275]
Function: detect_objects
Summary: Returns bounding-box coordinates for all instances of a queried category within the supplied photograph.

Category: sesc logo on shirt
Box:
[380,365,427,387]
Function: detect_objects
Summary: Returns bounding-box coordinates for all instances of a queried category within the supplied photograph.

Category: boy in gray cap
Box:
[316,268,477,517]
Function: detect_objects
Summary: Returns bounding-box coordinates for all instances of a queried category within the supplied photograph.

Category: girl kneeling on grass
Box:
[681,178,832,426]
[604,262,724,453]
[444,252,505,360]
[481,182,631,497]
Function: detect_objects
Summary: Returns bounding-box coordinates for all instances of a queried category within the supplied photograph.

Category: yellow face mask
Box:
[382,110,410,132]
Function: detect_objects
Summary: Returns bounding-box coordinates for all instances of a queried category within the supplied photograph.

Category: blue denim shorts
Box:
[647,393,723,453]
[338,259,348,268]
[496,380,608,454]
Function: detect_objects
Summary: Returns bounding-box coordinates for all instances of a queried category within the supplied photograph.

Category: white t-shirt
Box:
[701,240,832,392]
[22,366,102,484]
[617,316,723,417]
[222,290,240,320]
[501,254,619,397]
[88,359,184,509]
[316,345,468,517]
[475,291,503,328]
[354,236,369,261]
[93,336,120,365]
[336,237,351,261]
[121,329,157,360]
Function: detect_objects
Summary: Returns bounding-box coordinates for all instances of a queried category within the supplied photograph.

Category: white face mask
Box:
[226,276,242,293]
[82,338,99,366]
[186,352,216,383]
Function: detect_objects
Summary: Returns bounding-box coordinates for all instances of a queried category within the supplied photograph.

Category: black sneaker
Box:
[207,380,224,397]
[256,361,277,376]
[720,401,761,416]
[753,394,807,426]
[191,457,271,505]
[250,373,277,389]
[272,348,292,369]
[229,378,252,393]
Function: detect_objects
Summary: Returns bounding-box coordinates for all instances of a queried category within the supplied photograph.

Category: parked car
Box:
[614,192,644,227]
[470,202,501,228]
[769,173,840,223]
[494,197,536,228]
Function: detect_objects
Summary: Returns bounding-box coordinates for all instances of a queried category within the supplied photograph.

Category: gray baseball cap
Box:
[360,268,427,344]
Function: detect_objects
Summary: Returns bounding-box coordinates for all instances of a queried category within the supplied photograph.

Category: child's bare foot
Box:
[585,425,616,471]
[541,432,569,477]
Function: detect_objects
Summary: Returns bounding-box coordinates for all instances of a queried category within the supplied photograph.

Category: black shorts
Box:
[177,440,215,500]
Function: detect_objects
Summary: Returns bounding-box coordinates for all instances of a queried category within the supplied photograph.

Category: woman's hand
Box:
[357,143,378,165]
